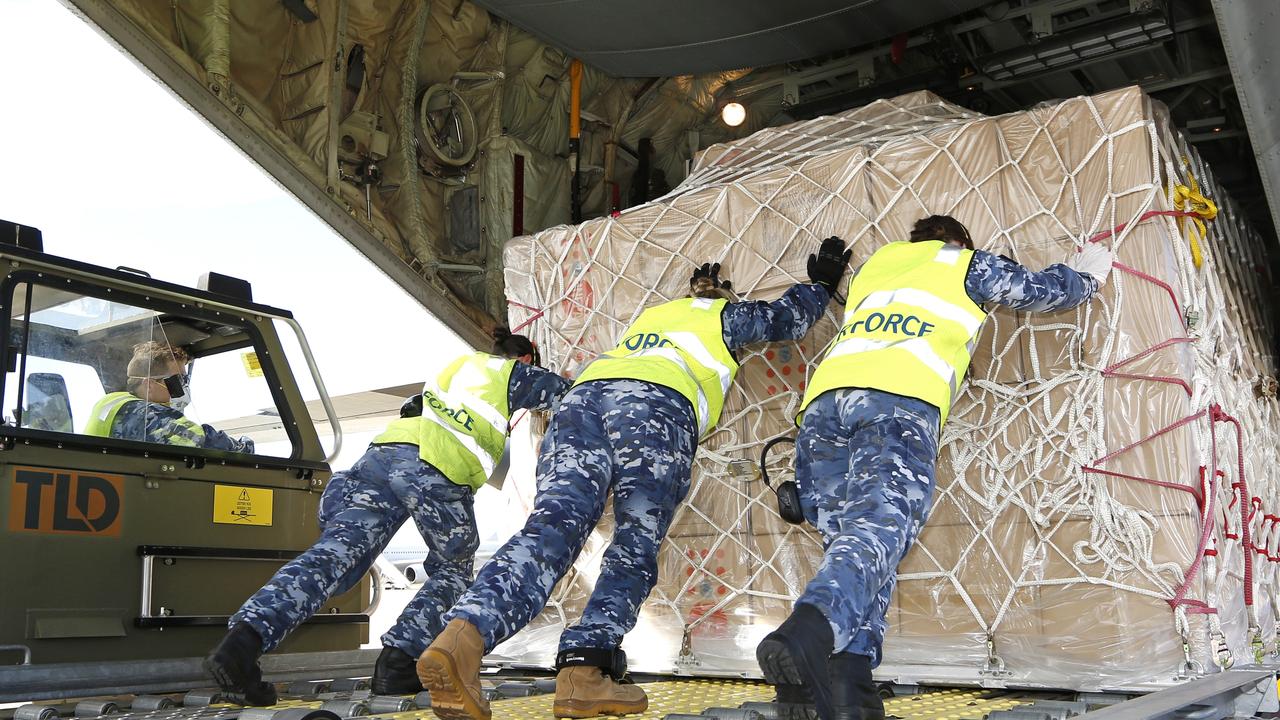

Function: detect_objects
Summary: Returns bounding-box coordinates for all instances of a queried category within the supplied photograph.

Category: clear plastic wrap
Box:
[501,87,1279,690]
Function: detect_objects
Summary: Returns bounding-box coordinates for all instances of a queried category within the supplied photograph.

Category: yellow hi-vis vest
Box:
[799,240,988,426]
[372,352,515,491]
[573,297,739,437]
[83,391,207,445]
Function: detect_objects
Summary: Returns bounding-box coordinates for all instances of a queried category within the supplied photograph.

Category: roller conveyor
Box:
[4,676,1112,720]
[7,663,1280,720]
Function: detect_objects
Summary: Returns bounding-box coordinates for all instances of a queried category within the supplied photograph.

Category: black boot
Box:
[830,652,883,720]
[775,683,818,720]
[756,604,835,720]
[203,623,278,706]
[371,646,425,695]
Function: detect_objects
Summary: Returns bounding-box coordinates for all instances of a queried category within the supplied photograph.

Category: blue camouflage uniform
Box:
[795,249,1099,663]
[229,361,569,657]
[111,400,255,453]
[444,283,831,658]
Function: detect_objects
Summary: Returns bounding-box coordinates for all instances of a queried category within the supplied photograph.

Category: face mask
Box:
[162,374,186,398]
[162,373,191,412]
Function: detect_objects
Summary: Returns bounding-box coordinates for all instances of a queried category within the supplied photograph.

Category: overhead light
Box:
[721,102,746,127]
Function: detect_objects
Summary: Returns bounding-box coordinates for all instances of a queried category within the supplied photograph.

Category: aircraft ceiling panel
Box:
[468,0,993,77]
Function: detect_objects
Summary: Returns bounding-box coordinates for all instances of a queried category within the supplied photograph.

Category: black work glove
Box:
[399,394,423,418]
[807,236,852,295]
[690,262,733,294]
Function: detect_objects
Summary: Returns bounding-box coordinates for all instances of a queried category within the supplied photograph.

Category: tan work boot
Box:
[552,666,649,718]
[417,619,490,720]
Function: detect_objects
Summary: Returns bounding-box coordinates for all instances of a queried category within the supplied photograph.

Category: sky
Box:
[0,0,469,418]
[0,0,531,581]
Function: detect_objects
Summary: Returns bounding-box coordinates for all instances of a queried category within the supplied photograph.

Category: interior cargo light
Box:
[721,102,746,127]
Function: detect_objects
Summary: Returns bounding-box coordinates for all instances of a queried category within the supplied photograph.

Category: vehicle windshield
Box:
[2,281,295,459]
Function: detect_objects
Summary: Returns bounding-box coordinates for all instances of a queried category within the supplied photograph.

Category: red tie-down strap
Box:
[1103,338,1195,395]
[1210,405,1254,608]
[508,300,546,333]
[1200,466,1224,559]
[1166,411,1224,613]
[1224,488,1240,542]
[1088,213,1204,403]
[1080,409,1221,614]
[1088,405,1256,615]
[1086,208,1210,328]
[1245,499,1277,562]
[1263,514,1280,563]
[1076,204,1243,616]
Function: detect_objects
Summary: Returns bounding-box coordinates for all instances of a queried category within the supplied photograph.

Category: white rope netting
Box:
[497,87,1279,688]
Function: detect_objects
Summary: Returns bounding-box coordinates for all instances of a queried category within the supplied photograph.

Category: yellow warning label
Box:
[213,485,273,526]
[241,352,264,378]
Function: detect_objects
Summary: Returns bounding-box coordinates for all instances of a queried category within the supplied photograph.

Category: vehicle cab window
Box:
[3,280,296,459]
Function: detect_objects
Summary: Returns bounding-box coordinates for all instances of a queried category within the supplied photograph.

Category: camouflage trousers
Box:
[231,442,478,656]
[794,388,940,664]
[445,379,696,655]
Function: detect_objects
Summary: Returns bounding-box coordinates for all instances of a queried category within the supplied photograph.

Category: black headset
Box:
[760,436,805,525]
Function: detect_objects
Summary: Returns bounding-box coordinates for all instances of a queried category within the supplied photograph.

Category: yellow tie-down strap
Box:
[1172,166,1219,270]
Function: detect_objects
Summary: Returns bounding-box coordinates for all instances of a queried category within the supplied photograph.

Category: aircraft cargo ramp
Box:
[5,668,1280,720]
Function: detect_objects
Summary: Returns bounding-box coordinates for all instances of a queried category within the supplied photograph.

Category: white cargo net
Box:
[500,88,1280,690]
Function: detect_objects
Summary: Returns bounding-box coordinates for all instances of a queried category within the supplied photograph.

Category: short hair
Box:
[125,341,186,395]
[909,215,974,250]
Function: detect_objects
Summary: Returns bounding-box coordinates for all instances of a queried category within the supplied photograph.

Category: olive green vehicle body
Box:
[0,240,368,665]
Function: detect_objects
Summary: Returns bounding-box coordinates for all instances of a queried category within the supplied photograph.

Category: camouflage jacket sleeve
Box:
[507,362,572,411]
[964,249,1099,312]
[111,402,196,446]
[111,402,254,454]
[195,422,256,454]
[720,283,831,350]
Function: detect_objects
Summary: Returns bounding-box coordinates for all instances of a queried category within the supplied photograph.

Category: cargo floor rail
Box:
[1076,667,1278,720]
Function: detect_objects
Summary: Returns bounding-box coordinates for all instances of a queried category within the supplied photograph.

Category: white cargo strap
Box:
[420,409,497,478]
[853,288,985,336]
[629,346,712,435]
[826,337,959,398]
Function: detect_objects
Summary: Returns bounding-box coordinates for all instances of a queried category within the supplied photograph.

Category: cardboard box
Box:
[500,87,1279,686]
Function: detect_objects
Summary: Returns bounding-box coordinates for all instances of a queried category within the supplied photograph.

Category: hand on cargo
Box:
[762,214,1107,715]
[417,249,837,720]
[691,261,737,301]
[1066,243,1114,286]
[691,262,733,294]
[807,236,852,294]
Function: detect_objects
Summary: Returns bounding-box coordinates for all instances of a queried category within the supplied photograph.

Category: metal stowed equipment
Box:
[414,84,478,171]
[759,436,804,524]
[0,220,363,670]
